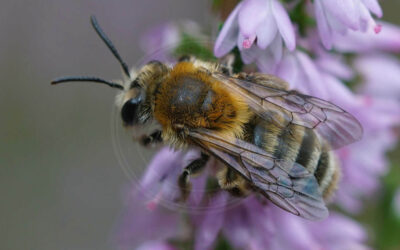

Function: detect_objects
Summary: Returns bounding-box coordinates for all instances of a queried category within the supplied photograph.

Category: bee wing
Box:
[213,73,363,149]
[189,129,329,220]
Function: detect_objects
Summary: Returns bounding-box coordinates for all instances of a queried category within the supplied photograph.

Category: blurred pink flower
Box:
[140,20,205,62]
[115,148,183,249]
[260,48,400,213]
[214,0,296,59]
[137,241,177,250]
[337,130,397,212]
[115,148,209,249]
[355,54,400,100]
[140,22,179,62]
[313,0,382,49]
[332,21,400,53]
[117,150,369,250]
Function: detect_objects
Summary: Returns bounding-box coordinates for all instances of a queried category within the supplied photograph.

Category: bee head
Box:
[120,84,147,126]
[51,16,154,126]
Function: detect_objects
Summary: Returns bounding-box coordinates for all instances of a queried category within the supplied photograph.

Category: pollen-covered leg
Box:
[217,166,252,197]
[177,152,209,201]
[132,60,169,88]
[139,130,163,147]
[178,54,194,62]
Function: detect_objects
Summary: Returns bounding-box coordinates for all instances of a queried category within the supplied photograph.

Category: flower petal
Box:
[214,2,242,57]
[357,0,375,32]
[306,213,367,247]
[222,204,252,249]
[316,54,354,80]
[362,0,383,18]
[296,51,328,99]
[255,7,277,49]
[240,43,261,64]
[326,8,348,35]
[116,191,181,248]
[314,0,333,49]
[140,147,184,193]
[323,0,360,30]
[238,0,268,37]
[271,0,296,50]
[194,193,227,250]
[256,50,277,73]
[269,34,283,62]
[276,52,299,89]
[356,54,400,99]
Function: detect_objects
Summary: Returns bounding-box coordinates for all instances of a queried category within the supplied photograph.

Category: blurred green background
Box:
[0,1,399,250]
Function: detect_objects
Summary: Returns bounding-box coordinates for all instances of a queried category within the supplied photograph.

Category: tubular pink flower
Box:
[214,0,296,58]
[314,0,383,49]
[356,54,400,100]
[261,48,400,213]
[117,147,374,249]
[332,21,400,53]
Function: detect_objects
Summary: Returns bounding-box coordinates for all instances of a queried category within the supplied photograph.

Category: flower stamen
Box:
[243,35,256,49]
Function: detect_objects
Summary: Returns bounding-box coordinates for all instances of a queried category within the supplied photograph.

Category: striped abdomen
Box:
[244,116,340,200]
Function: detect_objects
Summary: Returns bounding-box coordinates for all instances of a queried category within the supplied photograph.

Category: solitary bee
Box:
[52,17,363,220]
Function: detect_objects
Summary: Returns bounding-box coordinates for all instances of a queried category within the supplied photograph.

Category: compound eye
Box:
[121,96,142,125]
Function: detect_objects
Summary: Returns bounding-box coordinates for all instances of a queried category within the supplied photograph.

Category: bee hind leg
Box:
[217,166,252,197]
[177,152,209,201]
[139,130,163,147]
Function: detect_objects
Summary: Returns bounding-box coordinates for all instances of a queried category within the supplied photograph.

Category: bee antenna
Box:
[90,15,131,78]
[51,76,124,90]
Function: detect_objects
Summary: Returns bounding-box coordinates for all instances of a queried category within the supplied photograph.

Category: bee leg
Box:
[139,130,163,146]
[217,166,252,197]
[235,72,289,90]
[178,54,195,62]
[177,152,209,201]
[219,54,235,75]
[132,60,169,88]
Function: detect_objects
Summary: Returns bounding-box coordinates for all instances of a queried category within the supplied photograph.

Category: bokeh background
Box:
[1,1,399,250]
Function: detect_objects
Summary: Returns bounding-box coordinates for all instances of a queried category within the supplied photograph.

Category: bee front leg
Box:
[178,152,209,201]
[178,54,194,62]
[139,130,163,147]
[219,54,235,76]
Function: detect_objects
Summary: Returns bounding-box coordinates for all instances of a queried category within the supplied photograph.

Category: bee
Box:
[52,16,363,220]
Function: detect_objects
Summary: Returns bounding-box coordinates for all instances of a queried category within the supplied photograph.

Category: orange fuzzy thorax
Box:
[153,62,251,147]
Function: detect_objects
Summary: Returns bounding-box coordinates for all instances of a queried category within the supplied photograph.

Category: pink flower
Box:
[137,241,177,250]
[140,20,205,62]
[336,130,397,212]
[117,150,369,250]
[262,48,400,213]
[214,0,296,59]
[355,54,400,100]
[332,21,400,53]
[313,0,383,49]
[115,148,208,249]
[140,22,180,62]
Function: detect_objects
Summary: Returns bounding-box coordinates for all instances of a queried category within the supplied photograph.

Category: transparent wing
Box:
[189,129,329,220]
[213,72,363,149]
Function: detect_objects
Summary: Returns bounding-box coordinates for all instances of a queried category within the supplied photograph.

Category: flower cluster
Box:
[115,0,400,249]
